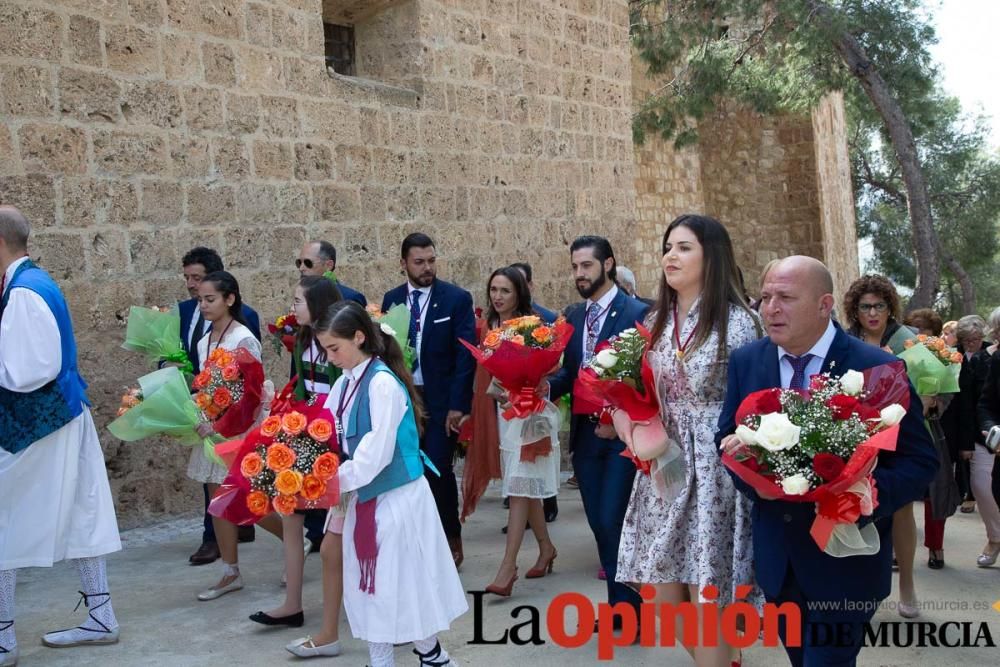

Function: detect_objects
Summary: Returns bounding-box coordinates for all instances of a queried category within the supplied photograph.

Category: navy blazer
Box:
[338,282,367,307]
[715,325,938,603]
[381,279,476,417]
[549,289,650,448]
[177,298,262,368]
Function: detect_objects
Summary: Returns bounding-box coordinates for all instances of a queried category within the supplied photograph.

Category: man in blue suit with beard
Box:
[382,233,476,566]
[545,236,649,622]
[717,256,937,666]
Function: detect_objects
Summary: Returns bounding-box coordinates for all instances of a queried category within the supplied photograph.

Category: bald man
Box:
[0,206,122,663]
[716,256,937,667]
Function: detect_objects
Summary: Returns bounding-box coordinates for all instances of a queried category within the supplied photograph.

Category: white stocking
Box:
[413,636,455,666]
[74,557,117,632]
[0,569,14,653]
[368,641,394,666]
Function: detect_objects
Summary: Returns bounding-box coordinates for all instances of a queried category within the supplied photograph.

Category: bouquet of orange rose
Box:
[898,334,961,396]
[116,385,144,417]
[209,405,341,525]
[192,347,265,445]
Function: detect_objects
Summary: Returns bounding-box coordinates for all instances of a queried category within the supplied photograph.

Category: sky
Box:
[928,0,1000,148]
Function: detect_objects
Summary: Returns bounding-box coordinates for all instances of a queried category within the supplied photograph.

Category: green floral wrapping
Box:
[897,343,961,396]
[376,303,417,370]
[122,306,193,375]
[107,366,221,462]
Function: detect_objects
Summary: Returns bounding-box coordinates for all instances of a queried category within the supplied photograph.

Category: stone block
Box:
[163,33,202,81]
[183,86,225,131]
[0,126,19,175]
[359,186,387,221]
[86,230,130,277]
[129,229,180,273]
[166,0,244,40]
[139,179,184,226]
[386,186,418,221]
[225,93,260,134]
[1,64,54,117]
[335,145,373,184]
[18,123,88,175]
[93,129,169,176]
[203,41,236,86]
[371,148,409,185]
[128,0,165,25]
[31,232,84,281]
[314,185,360,222]
[252,141,294,180]
[169,136,212,178]
[237,46,284,92]
[272,6,308,51]
[234,182,279,225]
[53,0,126,21]
[67,14,103,67]
[0,3,61,60]
[338,223,381,263]
[260,96,300,137]
[265,225,308,268]
[212,137,250,178]
[187,182,235,226]
[294,142,334,181]
[244,1,272,47]
[299,100,361,144]
[122,80,183,129]
[105,24,161,76]
[0,175,57,227]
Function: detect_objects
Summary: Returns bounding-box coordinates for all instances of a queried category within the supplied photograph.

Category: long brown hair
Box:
[649,214,758,362]
[484,266,533,327]
[295,274,343,355]
[314,300,425,433]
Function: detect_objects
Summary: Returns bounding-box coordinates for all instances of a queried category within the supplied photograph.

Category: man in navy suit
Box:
[176,247,261,565]
[546,236,649,619]
[381,233,476,566]
[717,256,938,666]
[296,240,366,306]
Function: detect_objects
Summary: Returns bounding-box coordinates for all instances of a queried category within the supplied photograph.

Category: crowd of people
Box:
[1,203,999,667]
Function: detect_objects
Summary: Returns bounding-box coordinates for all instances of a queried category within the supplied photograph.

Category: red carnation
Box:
[756,388,783,415]
[826,394,860,420]
[813,452,847,482]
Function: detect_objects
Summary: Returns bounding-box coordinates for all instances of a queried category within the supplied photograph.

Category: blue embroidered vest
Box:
[0,260,89,454]
[343,359,424,503]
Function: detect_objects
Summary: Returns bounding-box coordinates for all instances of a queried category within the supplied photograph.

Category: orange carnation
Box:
[281,412,308,436]
[213,386,233,409]
[307,418,333,443]
[246,490,270,516]
[531,326,553,343]
[312,452,340,481]
[483,329,503,349]
[273,494,297,515]
[221,364,240,381]
[260,415,282,438]
[240,452,263,478]
[192,370,211,389]
[266,443,296,472]
[301,474,326,501]
[275,469,304,495]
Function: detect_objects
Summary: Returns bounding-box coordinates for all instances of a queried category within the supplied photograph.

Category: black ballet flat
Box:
[249,610,304,627]
[928,552,945,570]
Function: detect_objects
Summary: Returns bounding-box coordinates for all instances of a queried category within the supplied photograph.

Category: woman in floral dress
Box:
[616,215,761,667]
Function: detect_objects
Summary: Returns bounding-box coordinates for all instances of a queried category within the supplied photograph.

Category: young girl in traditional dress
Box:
[189,271,282,601]
[252,275,345,633]
[287,300,466,665]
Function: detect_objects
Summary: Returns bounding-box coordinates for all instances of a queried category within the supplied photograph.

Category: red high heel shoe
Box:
[485,568,518,597]
[525,550,557,579]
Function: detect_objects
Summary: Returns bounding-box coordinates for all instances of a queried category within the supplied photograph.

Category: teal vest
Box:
[344,359,424,503]
[0,260,89,453]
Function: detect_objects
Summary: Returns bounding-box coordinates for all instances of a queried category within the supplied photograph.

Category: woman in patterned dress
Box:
[616,215,761,666]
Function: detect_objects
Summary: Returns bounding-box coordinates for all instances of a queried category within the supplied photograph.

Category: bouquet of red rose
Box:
[267,313,300,355]
[722,361,911,557]
[460,315,573,461]
[192,347,265,462]
[209,405,341,525]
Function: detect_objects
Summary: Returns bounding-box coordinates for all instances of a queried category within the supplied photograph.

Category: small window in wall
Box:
[324,23,356,76]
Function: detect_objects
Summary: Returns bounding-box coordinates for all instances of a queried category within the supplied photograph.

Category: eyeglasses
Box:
[857,302,888,313]
[295,258,314,269]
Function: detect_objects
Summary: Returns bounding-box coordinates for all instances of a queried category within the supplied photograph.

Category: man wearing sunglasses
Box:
[296,241,367,306]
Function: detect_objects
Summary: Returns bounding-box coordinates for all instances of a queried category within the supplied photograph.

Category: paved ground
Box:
[10,484,1000,666]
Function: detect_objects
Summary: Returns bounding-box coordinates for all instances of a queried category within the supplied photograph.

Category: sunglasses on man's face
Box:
[295,258,315,269]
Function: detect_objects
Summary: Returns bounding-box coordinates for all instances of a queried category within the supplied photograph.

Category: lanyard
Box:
[586,299,613,338]
[207,318,235,360]
[335,358,375,443]
[672,302,697,360]
[410,288,432,333]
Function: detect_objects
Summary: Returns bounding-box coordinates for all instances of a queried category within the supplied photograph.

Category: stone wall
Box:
[0,0,641,526]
